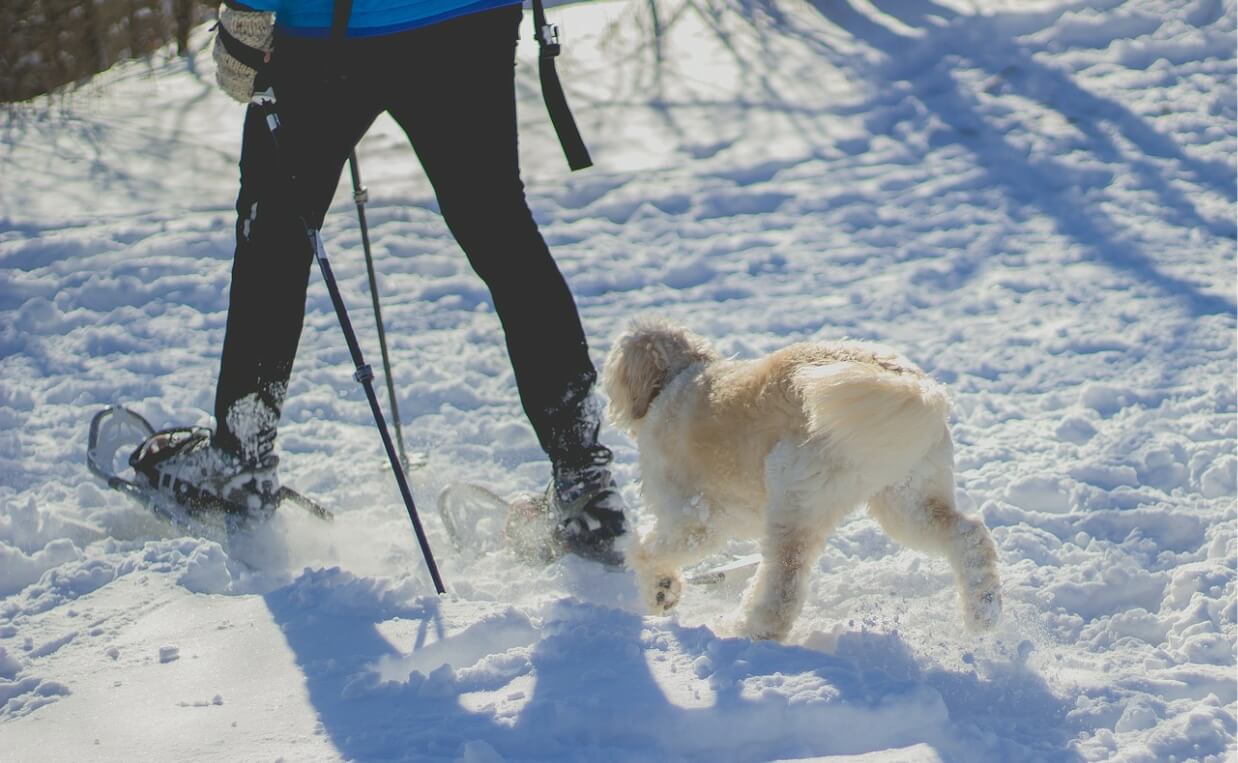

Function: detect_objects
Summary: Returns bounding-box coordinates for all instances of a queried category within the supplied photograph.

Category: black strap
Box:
[531,0,593,171]
[216,22,269,73]
[332,0,354,39]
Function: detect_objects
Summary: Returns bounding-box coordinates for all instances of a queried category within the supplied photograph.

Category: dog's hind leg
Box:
[736,442,853,642]
[735,519,835,642]
[867,436,1002,632]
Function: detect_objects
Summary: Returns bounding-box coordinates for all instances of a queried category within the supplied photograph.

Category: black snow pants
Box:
[212,5,600,466]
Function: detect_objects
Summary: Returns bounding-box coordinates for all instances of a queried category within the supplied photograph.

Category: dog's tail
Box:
[796,362,950,484]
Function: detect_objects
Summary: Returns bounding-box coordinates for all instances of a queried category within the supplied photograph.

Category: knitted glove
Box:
[212,2,274,103]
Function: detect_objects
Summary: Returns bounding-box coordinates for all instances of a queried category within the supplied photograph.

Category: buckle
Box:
[538,23,561,57]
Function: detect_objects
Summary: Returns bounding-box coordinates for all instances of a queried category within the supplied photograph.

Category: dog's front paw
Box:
[651,574,682,613]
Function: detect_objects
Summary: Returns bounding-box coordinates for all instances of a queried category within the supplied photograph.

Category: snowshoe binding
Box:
[129,425,281,519]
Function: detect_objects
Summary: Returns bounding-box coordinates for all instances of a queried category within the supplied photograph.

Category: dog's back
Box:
[793,345,950,492]
[657,342,947,515]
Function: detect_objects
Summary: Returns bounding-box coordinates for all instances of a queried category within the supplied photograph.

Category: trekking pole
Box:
[347,151,412,476]
[252,86,446,595]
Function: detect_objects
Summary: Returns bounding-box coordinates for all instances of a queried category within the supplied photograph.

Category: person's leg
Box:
[214,50,381,462]
[385,8,624,555]
[384,7,602,468]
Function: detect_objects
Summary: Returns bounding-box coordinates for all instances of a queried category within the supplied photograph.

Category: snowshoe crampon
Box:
[87,405,332,534]
[438,483,563,564]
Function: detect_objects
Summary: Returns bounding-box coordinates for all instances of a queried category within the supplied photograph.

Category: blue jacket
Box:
[246,0,521,37]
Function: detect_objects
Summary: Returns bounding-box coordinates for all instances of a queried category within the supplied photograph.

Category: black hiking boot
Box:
[547,446,627,566]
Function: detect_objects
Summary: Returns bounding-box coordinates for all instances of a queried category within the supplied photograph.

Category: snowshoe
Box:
[87,406,332,534]
[683,553,761,585]
[438,446,627,567]
[438,483,562,563]
[438,477,625,567]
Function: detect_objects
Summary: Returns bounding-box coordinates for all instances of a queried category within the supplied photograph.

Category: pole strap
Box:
[531,0,593,171]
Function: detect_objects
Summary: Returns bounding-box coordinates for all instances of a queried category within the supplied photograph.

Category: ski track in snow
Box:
[1,0,1235,760]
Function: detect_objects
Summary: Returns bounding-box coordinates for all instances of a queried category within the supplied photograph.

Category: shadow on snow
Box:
[263,566,1081,762]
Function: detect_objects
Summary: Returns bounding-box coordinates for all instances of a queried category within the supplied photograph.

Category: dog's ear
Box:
[602,320,717,431]
[602,329,666,429]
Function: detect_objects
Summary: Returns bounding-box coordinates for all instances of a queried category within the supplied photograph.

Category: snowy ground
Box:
[1,0,1235,760]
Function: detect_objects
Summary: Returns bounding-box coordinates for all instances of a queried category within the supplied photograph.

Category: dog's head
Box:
[602,319,718,433]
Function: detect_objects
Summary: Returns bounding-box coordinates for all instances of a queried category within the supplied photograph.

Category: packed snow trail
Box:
[1,0,1235,760]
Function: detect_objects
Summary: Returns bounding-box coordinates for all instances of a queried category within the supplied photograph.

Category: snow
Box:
[1,0,1235,760]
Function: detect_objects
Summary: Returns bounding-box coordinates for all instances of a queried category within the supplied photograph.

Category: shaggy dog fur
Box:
[603,319,1002,641]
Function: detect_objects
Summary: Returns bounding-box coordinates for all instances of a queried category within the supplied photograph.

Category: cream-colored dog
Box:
[603,319,1002,642]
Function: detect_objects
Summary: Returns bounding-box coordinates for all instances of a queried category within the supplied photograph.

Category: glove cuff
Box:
[220,6,275,51]
[213,5,274,104]
[213,43,259,103]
